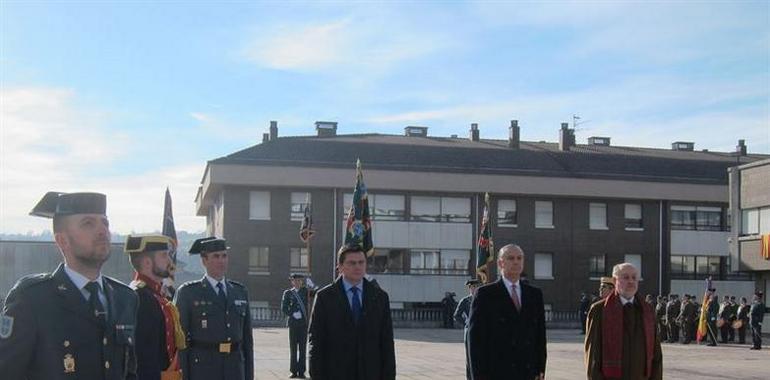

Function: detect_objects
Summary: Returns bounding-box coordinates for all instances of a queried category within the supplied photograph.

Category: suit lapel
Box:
[201,276,225,310]
[496,279,519,316]
[52,264,102,326]
[334,278,355,325]
[104,279,117,328]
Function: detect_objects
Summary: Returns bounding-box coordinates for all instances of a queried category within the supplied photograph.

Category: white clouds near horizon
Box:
[1,87,206,234]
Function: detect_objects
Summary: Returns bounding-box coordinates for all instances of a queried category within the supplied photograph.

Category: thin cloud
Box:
[1,87,206,234]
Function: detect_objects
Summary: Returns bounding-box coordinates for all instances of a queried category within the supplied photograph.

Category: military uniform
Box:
[727,298,738,342]
[175,277,253,380]
[0,191,138,380]
[281,275,310,378]
[0,264,138,380]
[718,298,731,343]
[655,298,668,343]
[749,294,765,350]
[680,296,697,344]
[736,301,750,344]
[452,279,480,380]
[125,234,185,380]
[666,296,680,343]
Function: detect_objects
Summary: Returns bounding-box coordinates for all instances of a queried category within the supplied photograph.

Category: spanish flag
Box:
[696,276,713,343]
[761,234,770,260]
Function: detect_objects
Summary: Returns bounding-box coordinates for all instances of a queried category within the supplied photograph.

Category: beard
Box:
[68,235,111,268]
[152,263,171,279]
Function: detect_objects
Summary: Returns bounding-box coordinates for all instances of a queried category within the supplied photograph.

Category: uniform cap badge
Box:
[63,353,76,373]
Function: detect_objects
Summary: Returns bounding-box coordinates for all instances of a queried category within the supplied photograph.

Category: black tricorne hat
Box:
[289,273,307,280]
[124,234,172,254]
[465,279,482,286]
[189,237,229,255]
[30,191,106,218]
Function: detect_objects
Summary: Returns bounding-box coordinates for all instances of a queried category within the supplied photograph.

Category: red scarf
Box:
[601,292,655,379]
[133,273,180,370]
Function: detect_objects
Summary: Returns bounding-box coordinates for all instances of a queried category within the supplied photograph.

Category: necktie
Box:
[216,282,227,307]
[511,283,521,311]
[85,281,106,326]
[351,286,362,323]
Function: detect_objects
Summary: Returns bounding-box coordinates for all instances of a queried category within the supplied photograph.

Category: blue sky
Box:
[1,1,768,234]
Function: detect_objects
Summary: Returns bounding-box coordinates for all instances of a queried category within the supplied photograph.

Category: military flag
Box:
[344,159,373,256]
[761,234,770,260]
[299,199,315,244]
[476,193,494,283]
[696,276,713,342]
[162,187,178,298]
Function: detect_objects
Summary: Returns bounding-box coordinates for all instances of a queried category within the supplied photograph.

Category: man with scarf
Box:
[585,263,662,380]
[126,234,185,380]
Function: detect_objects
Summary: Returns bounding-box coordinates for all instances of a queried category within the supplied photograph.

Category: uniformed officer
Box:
[749,291,765,350]
[680,294,698,344]
[727,296,738,342]
[666,294,680,343]
[126,234,185,380]
[174,237,253,380]
[0,191,138,380]
[718,295,731,343]
[453,279,481,380]
[736,296,750,344]
[281,273,311,379]
[655,295,668,343]
[598,276,614,299]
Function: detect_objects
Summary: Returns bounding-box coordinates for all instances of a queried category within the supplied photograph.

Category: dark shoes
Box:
[289,373,307,379]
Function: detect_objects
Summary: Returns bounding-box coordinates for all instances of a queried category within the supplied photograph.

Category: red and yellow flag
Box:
[761,234,770,260]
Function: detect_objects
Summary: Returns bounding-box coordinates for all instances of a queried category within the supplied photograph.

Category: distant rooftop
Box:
[211,131,767,185]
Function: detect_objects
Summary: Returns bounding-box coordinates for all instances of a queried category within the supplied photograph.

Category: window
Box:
[696,256,721,277]
[248,247,269,274]
[742,208,759,234]
[671,205,723,231]
[535,201,554,228]
[410,250,439,274]
[410,196,471,223]
[624,254,642,279]
[249,191,271,220]
[410,196,441,222]
[625,204,643,229]
[367,248,406,274]
[290,247,308,271]
[742,207,770,235]
[589,255,606,278]
[372,194,405,221]
[441,197,471,222]
[534,253,553,279]
[440,249,470,275]
[696,207,722,231]
[670,255,696,279]
[589,203,607,230]
[290,192,311,221]
[497,199,517,226]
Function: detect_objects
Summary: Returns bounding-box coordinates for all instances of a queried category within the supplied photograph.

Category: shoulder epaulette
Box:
[10,272,52,293]
[227,279,245,288]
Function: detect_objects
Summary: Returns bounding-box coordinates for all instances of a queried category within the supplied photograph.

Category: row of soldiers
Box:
[0,191,254,380]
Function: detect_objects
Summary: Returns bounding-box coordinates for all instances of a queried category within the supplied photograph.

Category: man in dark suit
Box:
[468,244,547,380]
[0,191,138,380]
[126,234,184,380]
[281,273,310,379]
[174,237,253,380]
[308,245,396,380]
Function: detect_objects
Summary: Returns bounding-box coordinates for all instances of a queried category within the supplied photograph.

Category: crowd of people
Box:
[0,190,766,380]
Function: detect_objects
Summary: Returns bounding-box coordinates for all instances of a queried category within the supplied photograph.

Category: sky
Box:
[1,1,768,235]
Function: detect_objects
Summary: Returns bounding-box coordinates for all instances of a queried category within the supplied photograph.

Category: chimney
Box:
[315,121,338,137]
[736,139,747,156]
[558,122,575,151]
[404,126,428,137]
[262,133,270,143]
[671,141,694,151]
[269,120,278,141]
[469,123,480,142]
[508,120,520,149]
[587,136,611,146]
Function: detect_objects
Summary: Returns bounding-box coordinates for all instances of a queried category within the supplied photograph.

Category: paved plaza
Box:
[253,327,768,380]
